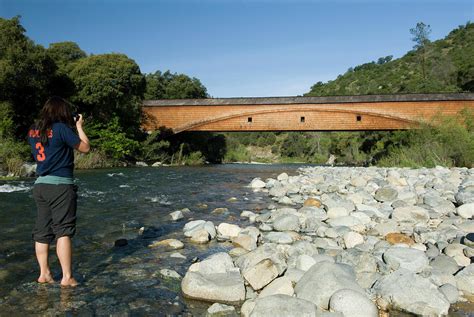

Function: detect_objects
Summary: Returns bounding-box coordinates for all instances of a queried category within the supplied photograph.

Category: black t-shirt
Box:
[28,122,81,178]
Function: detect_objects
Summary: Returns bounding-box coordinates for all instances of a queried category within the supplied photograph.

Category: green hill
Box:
[306,22,474,96]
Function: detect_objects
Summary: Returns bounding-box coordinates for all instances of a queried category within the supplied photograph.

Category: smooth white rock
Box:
[455,264,474,296]
[181,271,246,303]
[372,269,450,316]
[258,276,294,298]
[160,269,181,279]
[383,247,429,273]
[170,210,184,221]
[243,258,279,290]
[343,232,364,249]
[217,223,242,239]
[206,303,237,317]
[327,207,350,219]
[251,178,267,189]
[329,289,378,317]
[296,254,317,271]
[456,203,474,219]
[189,252,237,275]
[391,206,430,223]
[249,294,317,317]
[294,262,364,309]
[439,283,459,304]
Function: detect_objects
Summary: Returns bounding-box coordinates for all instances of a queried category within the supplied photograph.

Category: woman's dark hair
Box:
[37,96,75,145]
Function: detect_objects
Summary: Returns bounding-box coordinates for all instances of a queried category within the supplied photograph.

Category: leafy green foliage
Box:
[47,42,86,69]
[183,151,205,165]
[0,101,14,139]
[306,22,473,96]
[86,117,139,160]
[139,130,171,162]
[0,17,57,136]
[144,70,208,99]
[69,54,146,135]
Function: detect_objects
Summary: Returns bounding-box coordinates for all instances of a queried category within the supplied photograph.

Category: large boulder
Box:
[182,252,245,304]
[372,269,450,316]
[235,244,287,290]
[249,294,317,317]
[243,258,280,290]
[183,220,216,240]
[329,289,378,317]
[391,206,430,223]
[188,252,236,275]
[294,261,364,309]
[455,264,474,296]
[383,247,429,273]
[181,271,246,304]
[258,276,294,298]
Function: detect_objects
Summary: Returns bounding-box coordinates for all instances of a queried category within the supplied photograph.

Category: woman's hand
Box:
[76,114,84,129]
[75,114,90,153]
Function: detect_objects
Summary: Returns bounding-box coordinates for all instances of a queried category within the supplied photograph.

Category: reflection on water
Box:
[0,164,300,315]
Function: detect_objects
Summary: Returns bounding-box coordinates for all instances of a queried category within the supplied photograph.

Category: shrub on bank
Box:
[183,151,205,166]
[74,151,118,169]
[0,141,31,176]
[378,112,474,168]
[223,143,251,163]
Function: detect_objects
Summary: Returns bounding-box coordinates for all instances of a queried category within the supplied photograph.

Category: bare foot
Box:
[60,277,78,287]
[37,273,55,284]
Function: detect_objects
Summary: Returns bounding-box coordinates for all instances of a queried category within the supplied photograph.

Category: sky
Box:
[1,0,473,97]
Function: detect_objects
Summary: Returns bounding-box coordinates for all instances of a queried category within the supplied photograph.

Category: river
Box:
[0,164,301,315]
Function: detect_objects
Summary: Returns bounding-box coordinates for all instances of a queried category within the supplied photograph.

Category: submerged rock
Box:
[148,238,184,250]
[114,238,128,247]
[170,210,184,221]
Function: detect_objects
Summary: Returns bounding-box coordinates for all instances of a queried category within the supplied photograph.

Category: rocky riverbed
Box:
[172,166,474,316]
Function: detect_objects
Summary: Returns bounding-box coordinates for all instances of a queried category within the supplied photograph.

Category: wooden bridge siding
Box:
[143,100,474,132]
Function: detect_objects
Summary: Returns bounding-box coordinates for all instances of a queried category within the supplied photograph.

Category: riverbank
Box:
[1,165,473,315]
[177,166,474,316]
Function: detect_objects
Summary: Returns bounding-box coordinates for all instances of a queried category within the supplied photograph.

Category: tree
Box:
[0,17,57,136]
[410,22,432,82]
[68,53,146,135]
[144,70,208,99]
[47,42,86,69]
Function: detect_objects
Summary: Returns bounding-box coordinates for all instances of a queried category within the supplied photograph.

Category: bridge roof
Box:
[143,93,474,107]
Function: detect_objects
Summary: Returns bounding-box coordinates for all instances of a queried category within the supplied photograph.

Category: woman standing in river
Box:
[27,96,90,287]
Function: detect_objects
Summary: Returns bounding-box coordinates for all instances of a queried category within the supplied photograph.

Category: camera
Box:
[72,112,79,122]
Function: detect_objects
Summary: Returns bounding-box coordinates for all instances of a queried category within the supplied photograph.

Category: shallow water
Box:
[0,164,301,315]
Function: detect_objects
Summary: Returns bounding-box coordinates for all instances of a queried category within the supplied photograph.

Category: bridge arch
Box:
[174,107,421,133]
